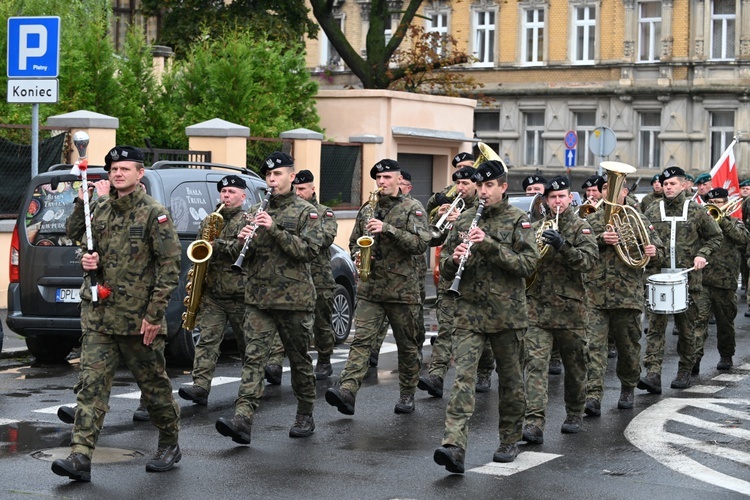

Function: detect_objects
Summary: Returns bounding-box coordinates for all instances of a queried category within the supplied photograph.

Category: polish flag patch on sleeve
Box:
[582,228,591,234]
[648,224,655,231]
[415,210,423,217]
[310,212,318,219]
[157,214,168,224]
[521,221,531,229]
[325,210,334,217]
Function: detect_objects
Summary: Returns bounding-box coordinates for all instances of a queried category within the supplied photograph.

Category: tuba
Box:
[182,204,225,331]
[600,161,651,269]
[706,195,742,223]
[355,188,381,282]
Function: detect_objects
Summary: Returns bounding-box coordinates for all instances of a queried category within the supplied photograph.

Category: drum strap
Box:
[659,199,690,270]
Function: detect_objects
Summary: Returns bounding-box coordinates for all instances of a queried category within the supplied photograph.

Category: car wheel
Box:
[25,337,77,364]
[168,327,201,367]
[332,284,353,344]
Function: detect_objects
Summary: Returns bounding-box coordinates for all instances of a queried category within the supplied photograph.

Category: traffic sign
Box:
[7,17,61,78]
[564,130,578,149]
[565,149,577,167]
[7,79,58,103]
[589,126,617,157]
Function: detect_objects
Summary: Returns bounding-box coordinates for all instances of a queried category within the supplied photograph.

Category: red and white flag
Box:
[709,138,741,219]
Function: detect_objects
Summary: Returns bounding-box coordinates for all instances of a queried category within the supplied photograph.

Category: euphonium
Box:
[356,188,382,282]
[600,161,651,269]
[182,203,225,331]
[706,195,742,222]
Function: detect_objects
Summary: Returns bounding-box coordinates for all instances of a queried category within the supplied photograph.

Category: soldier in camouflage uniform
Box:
[178,175,250,407]
[640,175,664,213]
[523,176,598,444]
[215,152,323,445]
[52,146,182,482]
[582,177,664,416]
[741,179,750,312]
[433,160,538,473]
[425,152,474,217]
[641,166,722,393]
[325,159,430,415]
[693,173,713,203]
[693,188,749,371]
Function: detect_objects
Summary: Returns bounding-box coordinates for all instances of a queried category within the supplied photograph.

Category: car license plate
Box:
[55,288,81,303]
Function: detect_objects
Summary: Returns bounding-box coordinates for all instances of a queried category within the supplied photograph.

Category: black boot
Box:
[57,406,76,424]
[133,395,150,421]
[417,374,444,398]
[51,452,91,482]
[216,415,253,445]
[434,445,465,474]
[637,372,662,394]
[146,444,181,472]
[264,364,283,385]
[394,393,415,414]
[325,386,356,415]
[178,385,209,406]
[289,414,315,438]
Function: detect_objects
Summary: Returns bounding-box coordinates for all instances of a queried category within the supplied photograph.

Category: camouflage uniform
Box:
[189,204,248,393]
[743,196,750,303]
[582,209,664,403]
[267,195,338,366]
[640,191,663,213]
[65,187,181,457]
[525,207,598,430]
[337,192,429,398]
[694,215,749,360]
[643,192,722,376]
[440,197,538,451]
[231,190,322,420]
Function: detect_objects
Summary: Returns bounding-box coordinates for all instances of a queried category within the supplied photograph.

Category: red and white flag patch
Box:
[415,210,423,217]
[582,228,591,234]
[325,210,334,217]
[648,224,655,231]
[157,214,168,224]
[310,212,318,219]
[521,221,531,229]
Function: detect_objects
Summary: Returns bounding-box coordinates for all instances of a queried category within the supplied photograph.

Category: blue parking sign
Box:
[7,17,61,78]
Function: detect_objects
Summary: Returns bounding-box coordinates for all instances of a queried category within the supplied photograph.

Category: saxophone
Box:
[355,188,382,282]
[181,204,225,331]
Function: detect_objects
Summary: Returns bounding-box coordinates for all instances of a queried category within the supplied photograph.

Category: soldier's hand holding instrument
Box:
[232,188,273,272]
[447,198,487,296]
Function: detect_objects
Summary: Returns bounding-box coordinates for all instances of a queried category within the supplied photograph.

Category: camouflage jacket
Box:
[703,215,749,289]
[644,191,722,292]
[742,196,750,226]
[640,191,663,213]
[309,195,337,290]
[527,207,598,328]
[583,208,665,310]
[440,197,539,332]
[231,190,322,311]
[201,204,245,300]
[349,192,430,304]
[66,187,181,335]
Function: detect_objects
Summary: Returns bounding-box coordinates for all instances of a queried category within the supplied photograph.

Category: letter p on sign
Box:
[18,24,47,70]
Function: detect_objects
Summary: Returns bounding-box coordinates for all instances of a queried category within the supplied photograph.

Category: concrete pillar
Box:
[186,118,250,168]
[280,128,324,192]
[46,110,118,165]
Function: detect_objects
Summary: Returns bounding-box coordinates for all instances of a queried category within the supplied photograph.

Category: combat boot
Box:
[394,393,415,414]
[475,375,491,393]
[607,346,618,359]
[133,395,150,421]
[417,374,444,398]
[637,372,662,394]
[51,452,91,482]
[618,388,634,409]
[548,358,562,375]
[215,415,253,445]
[57,405,76,424]
[325,386,356,415]
[178,385,208,406]
[717,356,733,371]
[692,358,701,375]
[314,362,333,380]
[289,414,315,438]
[145,444,181,472]
[561,414,582,434]
[522,424,544,444]
[584,398,601,417]
[369,350,379,367]
[670,370,692,389]
[264,364,283,385]
[434,445,465,474]
[493,443,519,463]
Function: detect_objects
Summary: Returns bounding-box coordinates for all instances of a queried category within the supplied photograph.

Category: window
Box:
[524,111,545,166]
[473,10,496,66]
[575,112,596,167]
[572,6,596,63]
[320,143,363,210]
[638,1,661,62]
[522,8,545,65]
[711,0,736,60]
[318,18,345,68]
[710,111,735,167]
[639,112,661,169]
[426,11,449,56]
[474,111,500,132]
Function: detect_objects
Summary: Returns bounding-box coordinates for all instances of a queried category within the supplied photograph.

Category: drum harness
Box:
[658,199,690,274]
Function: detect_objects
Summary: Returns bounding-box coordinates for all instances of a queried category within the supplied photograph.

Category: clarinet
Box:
[447,198,486,297]
[231,188,273,272]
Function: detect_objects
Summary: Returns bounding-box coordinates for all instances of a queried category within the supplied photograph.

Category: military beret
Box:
[452,166,476,182]
[292,169,314,185]
[370,158,400,179]
[217,175,247,192]
[650,174,660,185]
[581,175,605,191]
[260,152,294,176]
[705,187,729,200]
[452,152,474,168]
[740,179,750,187]
[522,174,547,191]
[544,176,571,196]
[659,166,686,183]
[694,173,712,185]
[104,145,144,171]
[400,170,412,182]
[472,160,506,183]
[684,173,695,182]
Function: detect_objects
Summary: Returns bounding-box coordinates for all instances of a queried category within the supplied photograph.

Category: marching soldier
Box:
[581,175,605,203]
[215,152,323,444]
[425,152,474,216]
[640,174,664,213]
[693,173,713,203]
[523,174,547,195]
[433,159,538,473]
[326,159,430,416]
[179,175,250,406]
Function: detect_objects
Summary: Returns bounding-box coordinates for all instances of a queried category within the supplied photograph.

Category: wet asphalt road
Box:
[1,297,749,500]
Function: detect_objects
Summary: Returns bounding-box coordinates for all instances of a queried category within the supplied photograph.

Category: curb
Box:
[0,347,29,359]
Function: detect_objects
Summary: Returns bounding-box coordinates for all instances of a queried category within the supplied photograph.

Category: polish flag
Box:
[709,138,741,219]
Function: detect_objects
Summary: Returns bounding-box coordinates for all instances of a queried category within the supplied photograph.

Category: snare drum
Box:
[646,273,689,314]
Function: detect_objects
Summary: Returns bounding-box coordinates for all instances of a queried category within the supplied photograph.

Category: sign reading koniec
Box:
[7,79,58,103]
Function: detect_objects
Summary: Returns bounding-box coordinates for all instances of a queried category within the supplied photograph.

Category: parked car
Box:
[7,161,356,365]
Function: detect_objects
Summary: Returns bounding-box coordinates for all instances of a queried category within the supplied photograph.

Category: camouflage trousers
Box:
[339,299,421,397]
[693,286,737,359]
[71,330,180,457]
[235,307,315,419]
[644,295,700,374]
[524,326,587,429]
[442,328,525,451]
[585,308,642,402]
[267,288,336,365]
[191,294,247,393]
[371,275,427,353]
[428,292,495,379]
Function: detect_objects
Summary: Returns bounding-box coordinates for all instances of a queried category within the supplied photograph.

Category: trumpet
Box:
[447,198,487,297]
[706,196,742,222]
[231,188,273,272]
[428,196,465,246]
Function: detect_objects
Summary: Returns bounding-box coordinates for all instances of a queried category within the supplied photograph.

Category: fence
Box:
[320,142,362,210]
[140,147,211,166]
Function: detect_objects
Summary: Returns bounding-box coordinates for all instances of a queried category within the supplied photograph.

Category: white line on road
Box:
[683,385,724,394]
[470,451,561,476]
[711,374,747,382]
